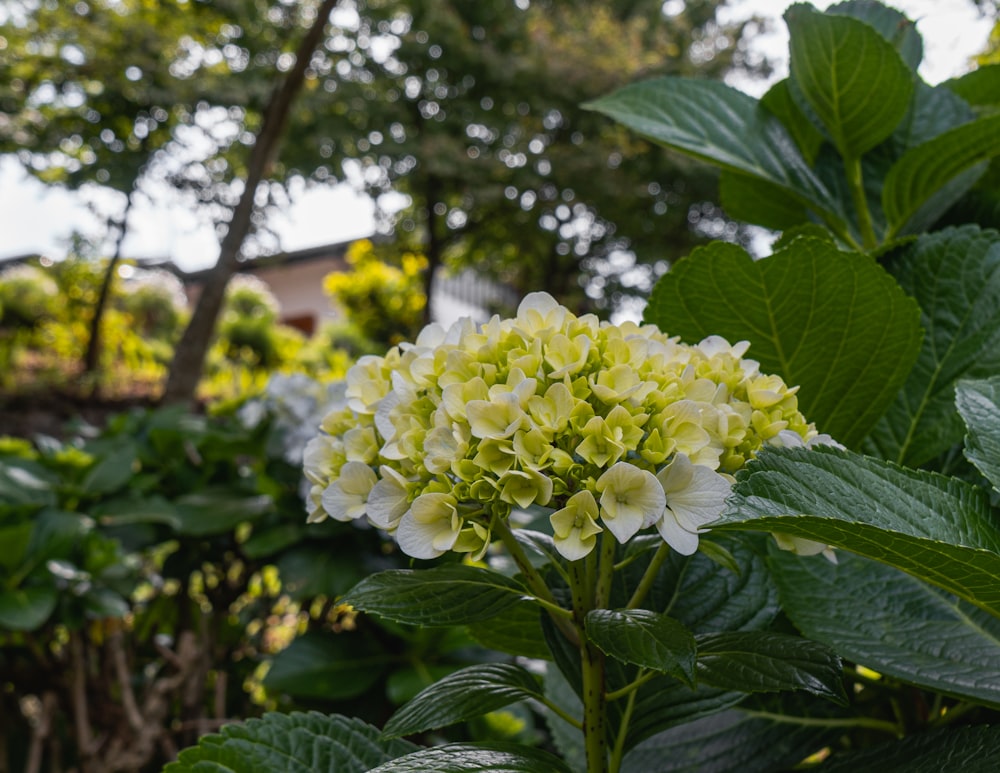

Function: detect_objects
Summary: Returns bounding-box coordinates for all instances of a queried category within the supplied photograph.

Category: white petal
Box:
[394,510,446,559]
[367,478,409,529]
[517,291,560,317]
[553,531,597,561]
[375,390,401,443]
[655,511,700,555]
[321,481,364,522]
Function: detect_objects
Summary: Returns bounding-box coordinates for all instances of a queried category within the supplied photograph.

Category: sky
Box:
[0,0,993,272]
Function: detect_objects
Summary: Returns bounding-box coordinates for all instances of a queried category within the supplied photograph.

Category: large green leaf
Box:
[695,632,846,704]
[760,79,823,164]
[865,226,1000,466]
[172,489,273,536]
[0,522,32,573]
[367,743,573,773]
[644,238,922,447]
[165,712,418,773]
[890,82,975,154]
[956,378,1000,491]
[467,600,550,660]
[786,3,913,159]
[343,564,529,626]
[80,442,137,495]
[883,114,1000,237]
[620,699,841,773]
[826,0,923,72]
[585,609,697,686]
[0,585,57,631]
[821,726,1000,773]
[640,533,779,635]
[276,545,367,600]
[0,458,56,507]
[771,549,1000,707]
[584,77,844,224]
[91,496,183,529]
[263,631,389,701]
[28,508,91,565]
[944,64,1000,109]
[719,172,809,231]
[383,663,543,739]
[719,445,1000,618]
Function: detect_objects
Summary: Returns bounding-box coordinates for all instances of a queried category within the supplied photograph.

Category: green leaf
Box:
[820,726,1000,773]
[956,378,1000,491]
[627,681,746,750]
[585,609,697,687]
[585,77,844,224]
[367,743,573,773]
[892,82,976,151]
[621,700,840,773]
[720,172,809,231]
[944,64,1000,109]
[771,549,1000,708]
[83,588,129,620]
[883,114,1000,236]
[172,489,273,536]
[383,663,543,739]
[28,508,92,564]
[165,712,418,773]
[241,523,304,559]
[786,3,913,158]
[80,443,137,495]
[467,600,550,660]
[276,545,367,600]
[644,533,779,635]
[865,226,1000,466]
[695,631,846,704]
[0,585,57,630]
[719,445,1000,618]
[760,79,824,164]
[343,564,528,626]
[263,631,389,701]
[0,458,56,507]
[826,0,923,71]
[91,496,182,530]
[644,238,922,447]
[0,522,32,573]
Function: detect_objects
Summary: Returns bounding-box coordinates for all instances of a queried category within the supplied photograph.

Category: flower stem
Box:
[570,558,608,773]
[492,515,578,645]
[605,670,656,702]
[594,532,617,610]
[625,542,671,610]
[609,671,643,773]
[739,709,901,736]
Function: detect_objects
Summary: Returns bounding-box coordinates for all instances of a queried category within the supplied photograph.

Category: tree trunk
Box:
[421,174,443,326]
[161,0,340,406]
[82,193,135,391]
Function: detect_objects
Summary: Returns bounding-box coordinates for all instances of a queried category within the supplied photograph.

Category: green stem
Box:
[492,516,578,646]
[739,710,901,736]
[570,559,608,773]
[605,670,657,702]
[594,533,617,610]
[625,542,671,610]
[929,700,979,727]
[845,154,878,250]
[609,673,642,773]
[537,695,584,730]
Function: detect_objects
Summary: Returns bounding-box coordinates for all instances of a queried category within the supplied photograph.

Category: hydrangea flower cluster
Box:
[304,293,818,562]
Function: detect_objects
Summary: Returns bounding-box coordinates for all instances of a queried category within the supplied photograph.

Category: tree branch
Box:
[162,0,340,404]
